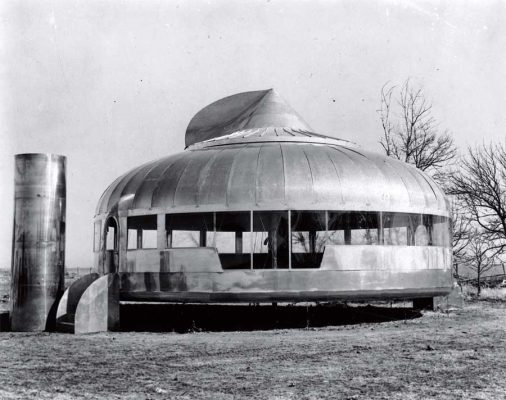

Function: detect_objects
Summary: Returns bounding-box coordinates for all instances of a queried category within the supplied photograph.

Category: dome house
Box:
[93,89,453,304]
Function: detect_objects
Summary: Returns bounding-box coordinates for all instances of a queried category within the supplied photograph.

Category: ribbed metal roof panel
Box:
[95,89,449,217]
[96,142,450,217]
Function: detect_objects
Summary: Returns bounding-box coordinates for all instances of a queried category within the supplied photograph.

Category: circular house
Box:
[94,89,452,303]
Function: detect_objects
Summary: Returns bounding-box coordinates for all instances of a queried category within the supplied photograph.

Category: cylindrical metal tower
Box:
[11,154,66,331]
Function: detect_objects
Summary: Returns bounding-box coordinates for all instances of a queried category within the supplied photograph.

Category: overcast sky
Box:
[1,0,506,269]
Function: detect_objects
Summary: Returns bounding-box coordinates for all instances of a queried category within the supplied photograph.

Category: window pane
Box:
[214,212,251,269]
[351,228,378,245]
[292,231,310,253]
[128,215,157,249]
[415,215,430,246]
[328,230,345,245]
[291,211,326,268]
[106,226,115,250]
[167,213,213,248]
[382,213,420,246]
[328,212,379,245]
[214,232,235,253]
[127,229,137,250]
[253,211,289,269]
[172,230,200,248]
[142,230,157,249]
[422,214,433,245]
[252,231,269,254]
[433,216,450,247]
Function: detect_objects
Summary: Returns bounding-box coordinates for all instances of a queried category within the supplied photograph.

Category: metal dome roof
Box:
[96,90,449,217]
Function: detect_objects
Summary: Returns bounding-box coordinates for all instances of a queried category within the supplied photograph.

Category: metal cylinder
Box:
[10,154,66,331]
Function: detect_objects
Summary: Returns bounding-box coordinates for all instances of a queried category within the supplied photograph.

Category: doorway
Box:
[105,217,119,273]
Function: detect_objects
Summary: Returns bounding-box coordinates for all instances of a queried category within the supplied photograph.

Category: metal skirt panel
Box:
[119,269,453,303]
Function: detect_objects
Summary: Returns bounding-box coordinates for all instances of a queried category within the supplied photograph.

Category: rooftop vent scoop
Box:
[185,89,312,148]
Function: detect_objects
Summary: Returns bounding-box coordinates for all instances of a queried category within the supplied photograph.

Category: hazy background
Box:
[1,0,505,269]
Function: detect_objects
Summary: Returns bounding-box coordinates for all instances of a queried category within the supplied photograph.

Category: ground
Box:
[1,299,506,400]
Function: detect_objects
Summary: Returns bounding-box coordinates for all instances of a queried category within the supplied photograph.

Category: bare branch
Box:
[377,79,456,173]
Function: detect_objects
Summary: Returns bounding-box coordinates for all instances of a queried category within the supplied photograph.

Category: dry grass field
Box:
[0,302,505,398]
[1,269,506,399]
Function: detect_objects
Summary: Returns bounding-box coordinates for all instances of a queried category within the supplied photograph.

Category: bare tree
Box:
[466,229,499,296]
[378,79,457,176]
[449,143,506,254]
[451,196,472,280]
[378,79,463,273]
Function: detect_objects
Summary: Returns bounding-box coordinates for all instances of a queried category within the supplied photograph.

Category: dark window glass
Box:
[432,215,450,247]
[328,212,379,245]
[290,211,326,268]
[214,212,251,269]
[105,218,118,250]
[382,213,420,246]
[167,213,213,248]
[127,215,157,249]
[253,211,289,269]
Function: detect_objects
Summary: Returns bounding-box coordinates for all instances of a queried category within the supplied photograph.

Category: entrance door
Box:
[105,217,119,273]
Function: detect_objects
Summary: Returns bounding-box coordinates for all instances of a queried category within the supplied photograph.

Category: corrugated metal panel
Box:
[188,126,355,150]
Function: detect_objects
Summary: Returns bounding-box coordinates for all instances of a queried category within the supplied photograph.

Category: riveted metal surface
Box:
[11,153,66,331]
[188,127,355,150]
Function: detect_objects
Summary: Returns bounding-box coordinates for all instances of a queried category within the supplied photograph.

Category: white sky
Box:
[1,0,506,269]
